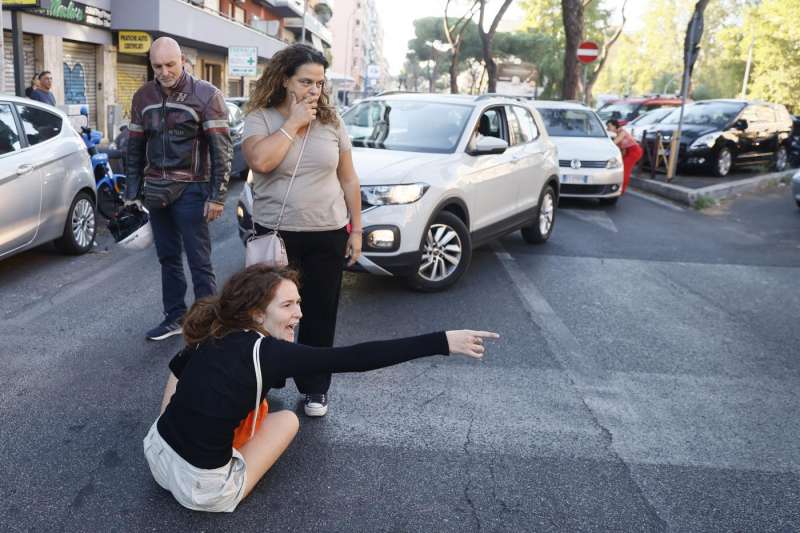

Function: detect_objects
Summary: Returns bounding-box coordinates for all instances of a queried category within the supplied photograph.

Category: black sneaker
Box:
[146,319,183,341]
[303,394,328,417]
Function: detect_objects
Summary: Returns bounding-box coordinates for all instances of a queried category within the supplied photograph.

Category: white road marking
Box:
[491,241,606,384]
[562,209,619,233]
[627,190,685,212]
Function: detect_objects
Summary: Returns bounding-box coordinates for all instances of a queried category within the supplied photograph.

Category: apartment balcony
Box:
[111,0,286,59]
[284,12,332,48]
[261,0,304,18]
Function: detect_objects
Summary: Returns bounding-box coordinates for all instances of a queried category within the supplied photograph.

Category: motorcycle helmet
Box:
[109,204,153,250]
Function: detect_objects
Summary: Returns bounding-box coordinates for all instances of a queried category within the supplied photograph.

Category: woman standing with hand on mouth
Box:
[243,44,362,418]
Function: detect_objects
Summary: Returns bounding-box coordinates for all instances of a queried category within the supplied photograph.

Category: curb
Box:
[631,169,796,208]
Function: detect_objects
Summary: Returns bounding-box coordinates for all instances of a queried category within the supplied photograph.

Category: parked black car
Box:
[643,99,794,177]
[788,115,800,168]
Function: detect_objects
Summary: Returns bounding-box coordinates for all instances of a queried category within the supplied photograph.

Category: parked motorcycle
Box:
[79,107,126,219]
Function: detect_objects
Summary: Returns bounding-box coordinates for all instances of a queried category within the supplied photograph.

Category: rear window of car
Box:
[661,102,744,129]
[15,104,62,145]
[597,102,638,121]
[342,99,472,154]
[537,108,607,138]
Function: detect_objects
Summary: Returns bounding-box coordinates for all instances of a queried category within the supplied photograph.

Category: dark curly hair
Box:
[182,265,301,346]
[247,43,338,125]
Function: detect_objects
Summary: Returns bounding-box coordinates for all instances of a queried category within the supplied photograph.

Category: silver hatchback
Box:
[0,96,96,259]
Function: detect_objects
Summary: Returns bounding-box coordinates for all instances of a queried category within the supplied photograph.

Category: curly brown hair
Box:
[247,43,338,126]
[182,265,301,346]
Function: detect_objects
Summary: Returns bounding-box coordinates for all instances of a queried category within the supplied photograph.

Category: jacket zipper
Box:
[161,93,167,180]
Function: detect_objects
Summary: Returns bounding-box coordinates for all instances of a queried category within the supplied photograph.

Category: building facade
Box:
[329,0,388,105]
[2,0,333,139]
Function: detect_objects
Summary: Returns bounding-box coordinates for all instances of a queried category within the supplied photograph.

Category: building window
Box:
[234,6,245,23]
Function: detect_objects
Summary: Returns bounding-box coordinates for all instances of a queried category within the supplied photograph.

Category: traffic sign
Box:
[577,41,600,64]
[228,46,258,77]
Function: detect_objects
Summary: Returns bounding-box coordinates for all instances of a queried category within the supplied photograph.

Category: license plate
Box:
[560,174,590,184]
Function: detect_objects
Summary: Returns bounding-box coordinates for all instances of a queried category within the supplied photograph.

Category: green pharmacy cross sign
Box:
[228,47,259,78]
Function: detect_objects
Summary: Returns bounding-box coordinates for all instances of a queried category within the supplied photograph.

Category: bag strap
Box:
[250,333,265,439]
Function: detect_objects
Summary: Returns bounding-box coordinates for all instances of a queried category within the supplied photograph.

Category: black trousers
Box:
[256,224,348,394]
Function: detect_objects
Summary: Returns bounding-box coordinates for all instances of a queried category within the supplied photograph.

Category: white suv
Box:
[237,93,560,291]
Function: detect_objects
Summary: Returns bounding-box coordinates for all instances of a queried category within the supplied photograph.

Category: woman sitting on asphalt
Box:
[143,265,498,512]
[606,119,644,195]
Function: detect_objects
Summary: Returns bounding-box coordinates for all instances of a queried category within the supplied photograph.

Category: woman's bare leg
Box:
[238,410,299,498]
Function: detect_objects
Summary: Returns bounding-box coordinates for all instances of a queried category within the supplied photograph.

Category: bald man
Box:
[125,37,232,341]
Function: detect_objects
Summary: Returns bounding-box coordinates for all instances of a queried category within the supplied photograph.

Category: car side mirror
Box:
[734,119,748,130]
[469,136,508,156]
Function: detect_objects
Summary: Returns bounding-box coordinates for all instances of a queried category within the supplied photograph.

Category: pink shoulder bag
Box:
[245,122,312,268]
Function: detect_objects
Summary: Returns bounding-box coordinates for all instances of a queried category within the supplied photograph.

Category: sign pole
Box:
[241,76,245,97]
[12,10,26,97]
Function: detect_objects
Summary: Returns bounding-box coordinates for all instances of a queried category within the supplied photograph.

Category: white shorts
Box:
[143,419,247,512]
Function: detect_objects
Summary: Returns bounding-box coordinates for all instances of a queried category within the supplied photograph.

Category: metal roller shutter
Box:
[116,62,148,124]
[3,31,36,96]
[62,40,98,128]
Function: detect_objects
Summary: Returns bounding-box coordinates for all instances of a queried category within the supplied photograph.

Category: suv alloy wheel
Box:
[406,211,471,292]
[521,185,557,244]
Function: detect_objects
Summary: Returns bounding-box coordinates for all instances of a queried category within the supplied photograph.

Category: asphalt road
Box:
[1,181,798,532]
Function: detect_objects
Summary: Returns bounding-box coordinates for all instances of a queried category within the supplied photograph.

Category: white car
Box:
[238,93,560,291]
[0,95,97,260]
[531,100,624,205]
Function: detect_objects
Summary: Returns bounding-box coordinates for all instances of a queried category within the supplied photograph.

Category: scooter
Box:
[79,106,126,219]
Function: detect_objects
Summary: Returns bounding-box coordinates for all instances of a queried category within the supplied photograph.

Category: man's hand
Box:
[204,201,224,222]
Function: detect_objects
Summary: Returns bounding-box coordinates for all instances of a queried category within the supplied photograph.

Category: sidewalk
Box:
[631,165,797,208]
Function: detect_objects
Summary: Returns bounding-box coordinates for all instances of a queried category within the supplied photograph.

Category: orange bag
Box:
[233,399,268,449]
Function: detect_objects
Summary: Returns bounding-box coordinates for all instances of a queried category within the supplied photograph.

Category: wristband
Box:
[279,127,294,141]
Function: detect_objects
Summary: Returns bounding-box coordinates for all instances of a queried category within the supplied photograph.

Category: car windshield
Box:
[631,107,674,126]
[660,102,744,128]
[537,108,607,138]
[597,102,638,121]
[342,99,472,153]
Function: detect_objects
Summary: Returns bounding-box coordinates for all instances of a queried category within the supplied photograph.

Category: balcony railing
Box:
[180,0,291,42]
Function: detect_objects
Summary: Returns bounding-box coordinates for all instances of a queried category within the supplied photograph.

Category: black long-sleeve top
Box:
[157,330,450,469]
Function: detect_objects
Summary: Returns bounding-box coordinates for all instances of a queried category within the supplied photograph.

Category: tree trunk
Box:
[561,0,584,100]
[478,0,513,93]
[449,46,461,94]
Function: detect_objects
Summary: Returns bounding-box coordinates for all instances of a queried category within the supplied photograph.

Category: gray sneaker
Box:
[146,319,182,341]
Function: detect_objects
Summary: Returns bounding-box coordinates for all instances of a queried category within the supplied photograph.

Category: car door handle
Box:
[16,164,34,175]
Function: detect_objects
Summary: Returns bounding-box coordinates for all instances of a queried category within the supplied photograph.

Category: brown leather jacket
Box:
[125,71,232,204]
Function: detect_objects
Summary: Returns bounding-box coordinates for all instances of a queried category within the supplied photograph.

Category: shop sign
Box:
[228,47,258,77]
[3,0,52,9]
[31,0,112,29]
[119,32,152,55]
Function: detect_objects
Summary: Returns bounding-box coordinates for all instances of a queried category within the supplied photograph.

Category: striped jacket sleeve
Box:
[201,90,232,204]
[124,90,147,201]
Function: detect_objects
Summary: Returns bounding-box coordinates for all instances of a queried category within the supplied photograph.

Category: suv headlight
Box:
[606,158,622,169]
[361,183,429,206]
[690,132,720,150]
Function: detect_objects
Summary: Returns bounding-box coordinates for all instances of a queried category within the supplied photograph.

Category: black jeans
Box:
[256,223,348,395]
[150,182,216,323]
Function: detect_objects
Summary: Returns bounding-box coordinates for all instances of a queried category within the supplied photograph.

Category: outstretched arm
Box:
[262,330,498,382]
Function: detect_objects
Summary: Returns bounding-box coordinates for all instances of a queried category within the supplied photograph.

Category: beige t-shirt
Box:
[243,107,352,232]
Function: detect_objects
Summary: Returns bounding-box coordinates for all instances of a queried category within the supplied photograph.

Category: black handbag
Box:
[143,180,189,209]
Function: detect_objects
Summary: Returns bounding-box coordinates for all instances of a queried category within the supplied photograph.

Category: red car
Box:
[597,96,685,125]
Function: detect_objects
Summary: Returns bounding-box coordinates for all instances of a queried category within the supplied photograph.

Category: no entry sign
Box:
[577,41,600,64]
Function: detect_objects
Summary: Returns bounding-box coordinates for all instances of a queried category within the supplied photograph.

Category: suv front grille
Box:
[559,159,607,169]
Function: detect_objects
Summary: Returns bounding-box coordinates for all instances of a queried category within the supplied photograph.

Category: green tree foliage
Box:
[742,0,800,110]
